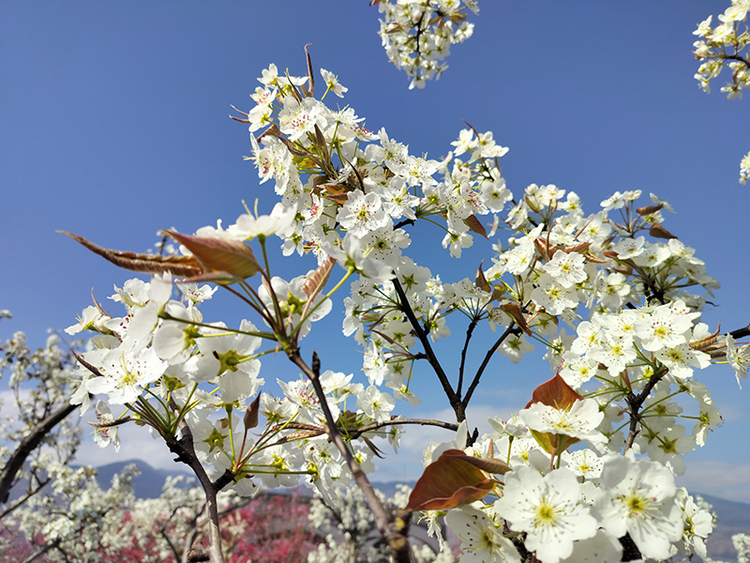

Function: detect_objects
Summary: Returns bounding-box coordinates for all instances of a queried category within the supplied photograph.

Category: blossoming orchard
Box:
[4,1,750,562]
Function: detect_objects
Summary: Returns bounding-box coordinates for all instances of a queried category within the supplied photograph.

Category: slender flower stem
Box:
[159,313,276,341]
[277,417,460,439]
[259,269,287,339]
[171,382,199,432]
[223,282,275,327]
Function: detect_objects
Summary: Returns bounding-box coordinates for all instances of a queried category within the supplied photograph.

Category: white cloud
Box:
[74,422,177,471]
[676,460,750,504]
[0,389,24,419]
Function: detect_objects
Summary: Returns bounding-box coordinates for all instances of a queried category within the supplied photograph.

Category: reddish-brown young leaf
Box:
[279,136,310,158]
[405,449,495,512]
[321,184,351,204]
[301,257,335,302]
[313,124,330,163]
[61,231,203,278]
[165,230,261,281]
[256,123,282,144]
[304,44,315,97]
[499,303,532,336]
[243,394,261,430]
[464,214,488,239]
[583,251,610,264]
[560,241,592,255]
[474,261,491,293]
[525,373,585,454]
[528,428,580,455]
[689,323,721,351]
[649,224,678,240]
[636,204,663,217]
[525,372,582,410]
[534,237,552,262]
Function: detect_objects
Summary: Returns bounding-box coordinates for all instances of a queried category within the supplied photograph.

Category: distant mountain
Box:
[4,460,191,504]
[92,460,193,500]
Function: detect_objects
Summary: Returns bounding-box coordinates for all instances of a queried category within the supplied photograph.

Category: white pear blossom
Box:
[445,505,520,563]
[519,399,605,446]
[596,455,683,560]
[497,466,597,563]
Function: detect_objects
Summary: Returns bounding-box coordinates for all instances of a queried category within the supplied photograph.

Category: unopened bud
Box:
[649,224,677,240]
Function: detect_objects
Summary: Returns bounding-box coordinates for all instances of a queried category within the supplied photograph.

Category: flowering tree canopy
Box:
[46,1,750,562]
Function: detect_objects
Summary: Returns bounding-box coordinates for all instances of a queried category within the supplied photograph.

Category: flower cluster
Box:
[741,150,750,184]
[372,0,479,89]
[7,463,140,561]
[735,533,750,563]
[693,0,750,99]
[0,320,84,513]
[416,394,719,563]
[693,0,750,183]
[65,269,391,501]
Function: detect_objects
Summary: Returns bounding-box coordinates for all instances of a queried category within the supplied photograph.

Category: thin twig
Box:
[462,323,517,410]
[457,317,479,397]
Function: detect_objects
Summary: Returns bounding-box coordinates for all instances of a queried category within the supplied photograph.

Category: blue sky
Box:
[2,1,749,500]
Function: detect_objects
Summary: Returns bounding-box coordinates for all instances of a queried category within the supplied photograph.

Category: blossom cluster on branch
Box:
[3,468,319,563]
[692,0,750,183]
[371,0,479,89]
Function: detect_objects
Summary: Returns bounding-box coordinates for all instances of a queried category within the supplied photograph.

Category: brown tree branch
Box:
[0,475,52,520]
[623,366,668,453]
[164,418,226,563]
[391,277,463,421]
[724,53,750,70]
[729,323,750,341]
[288,350,413,563]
